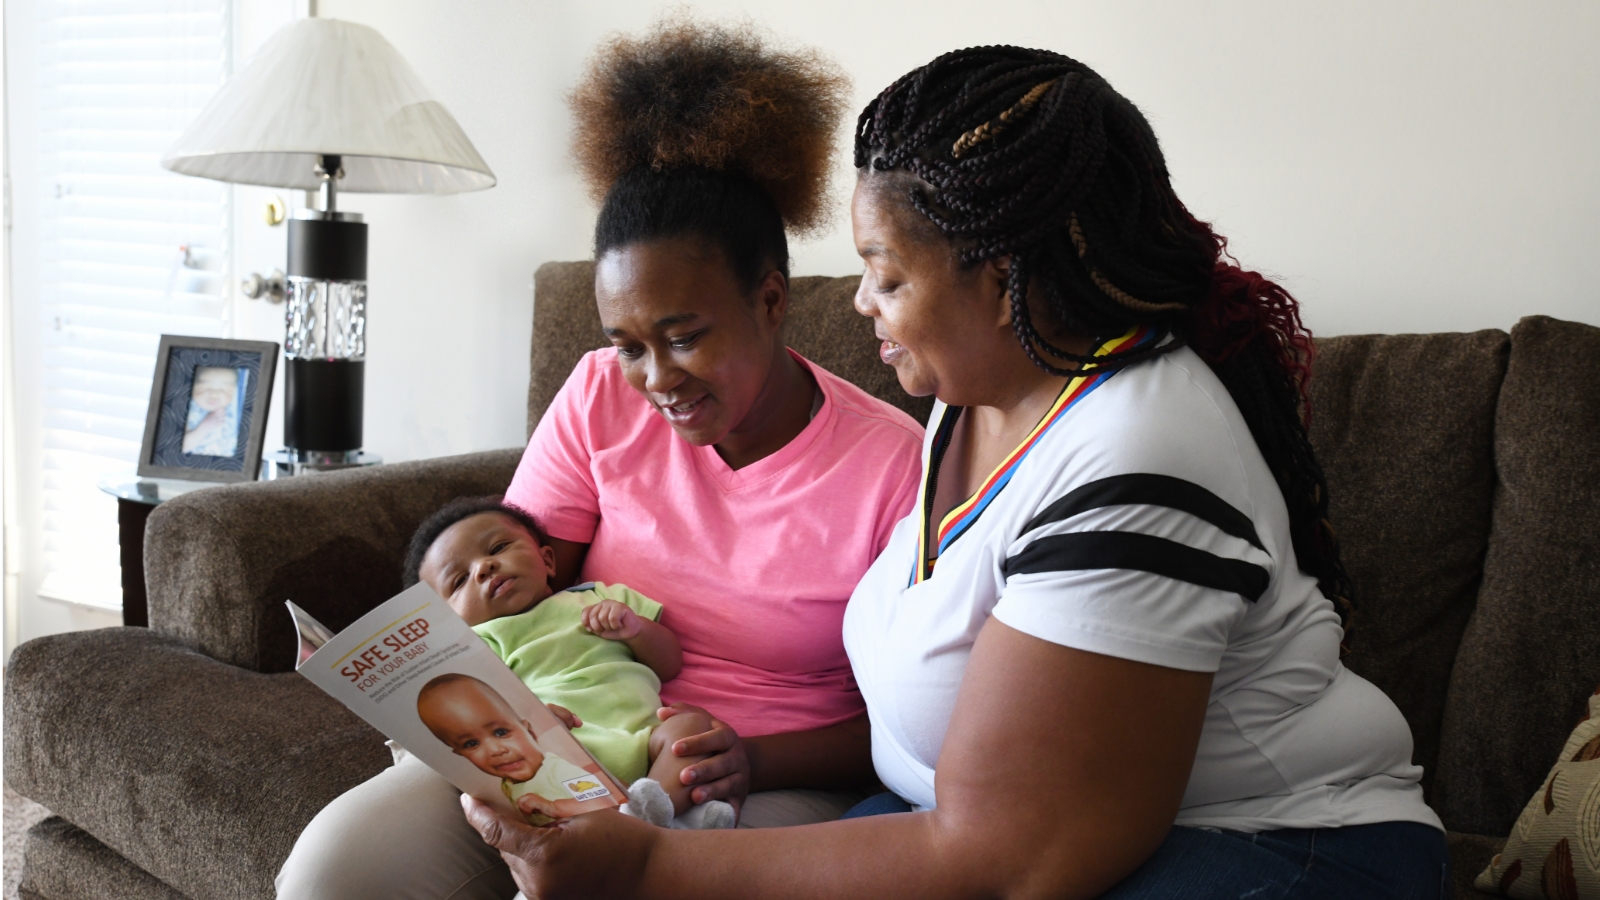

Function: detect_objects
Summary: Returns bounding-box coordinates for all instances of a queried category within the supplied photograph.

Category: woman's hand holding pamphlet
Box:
[288,584,625,824]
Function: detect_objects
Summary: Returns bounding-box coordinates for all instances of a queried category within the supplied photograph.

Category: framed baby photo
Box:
[137,335,279,483]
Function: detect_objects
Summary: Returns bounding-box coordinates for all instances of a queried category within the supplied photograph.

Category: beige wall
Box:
[286,0,1599,467]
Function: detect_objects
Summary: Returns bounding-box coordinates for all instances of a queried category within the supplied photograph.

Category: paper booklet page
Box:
[288,583,625,822]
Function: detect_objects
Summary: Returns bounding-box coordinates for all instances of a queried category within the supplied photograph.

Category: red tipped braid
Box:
[1186,218,1317,422]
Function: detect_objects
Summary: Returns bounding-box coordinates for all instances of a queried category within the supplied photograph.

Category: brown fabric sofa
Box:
[6,261,1598,899]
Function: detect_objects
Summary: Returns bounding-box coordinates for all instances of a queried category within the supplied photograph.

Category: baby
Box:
[416,673,607,824]
[403,496,734,830]
[182,366,240,456]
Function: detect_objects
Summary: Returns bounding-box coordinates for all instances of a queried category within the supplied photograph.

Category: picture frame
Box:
[137,335,279,483]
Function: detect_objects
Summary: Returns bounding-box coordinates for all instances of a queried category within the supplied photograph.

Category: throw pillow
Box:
[1475,686,1600,899]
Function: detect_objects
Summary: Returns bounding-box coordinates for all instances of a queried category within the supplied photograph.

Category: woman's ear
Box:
[988,255,1015,327]
[754,269,789,331]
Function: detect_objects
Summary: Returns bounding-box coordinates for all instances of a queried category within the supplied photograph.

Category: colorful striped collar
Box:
[910,326,1155,586]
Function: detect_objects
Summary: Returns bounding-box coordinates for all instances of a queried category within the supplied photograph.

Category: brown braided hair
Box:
[856,46,1356,646]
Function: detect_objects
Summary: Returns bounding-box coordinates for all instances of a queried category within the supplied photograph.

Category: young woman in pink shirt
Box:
[275,22,922,900]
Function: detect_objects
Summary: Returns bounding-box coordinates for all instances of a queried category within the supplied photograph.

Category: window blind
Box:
[36,0,230,609]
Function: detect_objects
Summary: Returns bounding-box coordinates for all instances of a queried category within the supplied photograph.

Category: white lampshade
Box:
[162,18,495,194]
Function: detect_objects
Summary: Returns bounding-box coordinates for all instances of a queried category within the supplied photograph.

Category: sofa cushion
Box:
[19,818,189,900]
[1308,329,1509,798]
[1434,316,1600,836]
[3,627,388,900]
[528,262,933,433]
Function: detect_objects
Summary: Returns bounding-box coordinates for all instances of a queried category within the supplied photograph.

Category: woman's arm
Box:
[546,537,590,591]
[465,619,1212,900]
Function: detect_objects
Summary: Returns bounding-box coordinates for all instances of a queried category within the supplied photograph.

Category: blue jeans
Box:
[841,793,1449,899]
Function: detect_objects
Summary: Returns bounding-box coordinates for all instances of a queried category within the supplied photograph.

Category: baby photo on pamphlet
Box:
[416,673,614,823]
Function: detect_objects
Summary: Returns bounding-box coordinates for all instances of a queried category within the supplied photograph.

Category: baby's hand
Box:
[546,703,582,730]
[581,599,642,641]
[516,792,560,820]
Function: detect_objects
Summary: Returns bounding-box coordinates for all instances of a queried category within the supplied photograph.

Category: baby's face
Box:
[418,681,546,783]
[419,512,556,626]
[191,367,237,412]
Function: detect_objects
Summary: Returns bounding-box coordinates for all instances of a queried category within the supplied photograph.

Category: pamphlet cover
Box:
[289,583,625,823]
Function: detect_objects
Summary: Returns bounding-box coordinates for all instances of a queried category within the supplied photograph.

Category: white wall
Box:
[8,0,1599,646]
[303,0,1598,469]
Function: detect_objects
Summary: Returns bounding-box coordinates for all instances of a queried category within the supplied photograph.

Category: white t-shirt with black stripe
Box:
[842,343,1442,833]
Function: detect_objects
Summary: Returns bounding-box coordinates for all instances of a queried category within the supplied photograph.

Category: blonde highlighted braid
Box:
[951,78,1056,158]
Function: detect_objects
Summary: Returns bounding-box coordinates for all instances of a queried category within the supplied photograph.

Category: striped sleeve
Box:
[992,472,1272,673]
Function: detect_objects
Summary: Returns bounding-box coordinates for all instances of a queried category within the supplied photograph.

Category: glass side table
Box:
[97,451,381,627]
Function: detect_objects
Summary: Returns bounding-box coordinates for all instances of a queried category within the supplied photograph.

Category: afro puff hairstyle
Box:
[569,17,848,291]
[401,497,548,590]
[569,15,849,235]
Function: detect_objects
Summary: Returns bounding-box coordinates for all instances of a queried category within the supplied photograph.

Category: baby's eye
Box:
[491,541,509,554]
[493,727,511,737]
[461,739,478,749]
[453,574,467,592]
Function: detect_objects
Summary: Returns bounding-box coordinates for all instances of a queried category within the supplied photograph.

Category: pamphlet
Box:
[289,583,625,823]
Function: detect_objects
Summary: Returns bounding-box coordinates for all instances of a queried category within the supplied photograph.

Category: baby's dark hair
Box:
[401,497,548,589]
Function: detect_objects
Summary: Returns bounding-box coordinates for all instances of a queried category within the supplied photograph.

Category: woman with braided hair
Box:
[277,22,927,900]
[462,46,1449,899]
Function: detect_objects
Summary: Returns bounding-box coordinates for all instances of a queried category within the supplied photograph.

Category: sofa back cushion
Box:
[528,262,932,433]
[1432,316,1600,835]
[1307,329,1509,805]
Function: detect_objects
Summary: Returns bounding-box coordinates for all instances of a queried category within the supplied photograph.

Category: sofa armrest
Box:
[145,448,521,673]
[4,628,390,900]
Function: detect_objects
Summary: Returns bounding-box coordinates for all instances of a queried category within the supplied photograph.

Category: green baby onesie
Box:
[503,752,600,825]
[473,582,663,785]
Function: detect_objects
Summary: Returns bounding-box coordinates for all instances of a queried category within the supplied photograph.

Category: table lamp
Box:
[162,18,495,469]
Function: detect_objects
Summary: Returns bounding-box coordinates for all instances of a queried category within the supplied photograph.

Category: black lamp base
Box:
[284,357,364,452]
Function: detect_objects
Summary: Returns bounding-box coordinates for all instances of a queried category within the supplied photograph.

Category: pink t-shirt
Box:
[506,348,923,738]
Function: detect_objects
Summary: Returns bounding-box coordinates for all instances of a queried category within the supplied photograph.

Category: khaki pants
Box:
[276,749,867,900]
